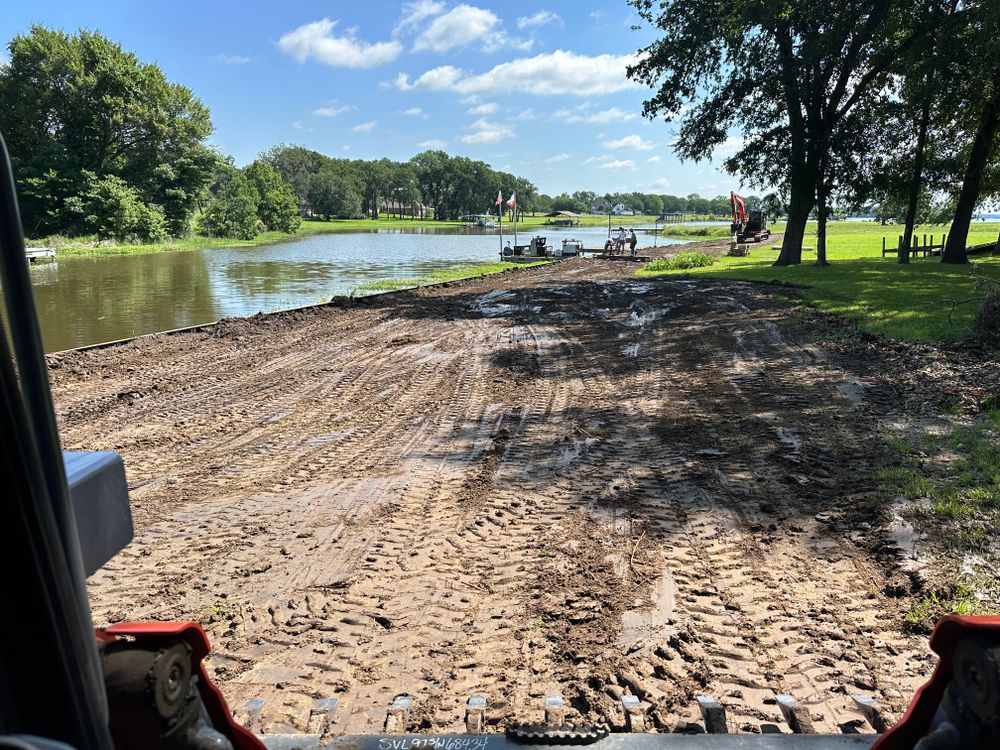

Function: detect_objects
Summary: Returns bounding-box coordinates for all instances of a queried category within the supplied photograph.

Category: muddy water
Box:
[23,227,687,352]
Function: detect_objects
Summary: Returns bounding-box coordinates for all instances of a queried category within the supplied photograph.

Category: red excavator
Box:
[1,132,998,750]
[730,192,770,243]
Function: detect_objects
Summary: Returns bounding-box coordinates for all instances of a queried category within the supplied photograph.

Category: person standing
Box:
[627,228,638,255]
[616,226,626,253]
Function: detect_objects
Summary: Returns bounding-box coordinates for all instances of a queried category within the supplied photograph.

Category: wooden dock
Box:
[26,247,56,263]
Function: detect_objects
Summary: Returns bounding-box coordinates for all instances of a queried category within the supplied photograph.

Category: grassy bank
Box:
[353,260,548,293]
[640,221,1000,341]
[42,214,668,257]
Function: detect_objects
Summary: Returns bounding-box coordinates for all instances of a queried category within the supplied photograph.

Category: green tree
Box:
[939,0,1000,263]
[0,25,215,237]
[198,169,259,240]
[308,169,362,220]
[243,160,300,233]
[629,0,924,265]
[64,171,168,242]
[263,144,329,214]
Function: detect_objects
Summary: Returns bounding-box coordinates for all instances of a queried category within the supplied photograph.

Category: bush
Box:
[642,252,717,271]
[243,160,301,233]
[64,172,168,242]
[197,170,259,240]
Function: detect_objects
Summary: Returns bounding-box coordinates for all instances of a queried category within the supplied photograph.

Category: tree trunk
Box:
[775,157,815,266]
[816,176,829,266]
[943,70,1000,264]
[901,95,932,264]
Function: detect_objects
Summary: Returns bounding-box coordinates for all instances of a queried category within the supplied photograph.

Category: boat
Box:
[501,235,552,263]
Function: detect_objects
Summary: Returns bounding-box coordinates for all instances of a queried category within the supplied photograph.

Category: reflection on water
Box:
[21,226,687,352]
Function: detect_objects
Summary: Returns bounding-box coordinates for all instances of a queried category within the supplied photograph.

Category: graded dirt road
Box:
[52,246,934,736]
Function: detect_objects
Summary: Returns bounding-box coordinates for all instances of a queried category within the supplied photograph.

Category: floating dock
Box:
[26,247,56,262]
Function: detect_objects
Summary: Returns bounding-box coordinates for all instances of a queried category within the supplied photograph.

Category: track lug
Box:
[696,695,728,734]
[776,694,815,734]
[466,696,487,733]
[307,697,340,735]
[620,695,647,733]
[234,697,265,734]
[851,694,888,733]
[544,695,566,725]
[385,695,413,733]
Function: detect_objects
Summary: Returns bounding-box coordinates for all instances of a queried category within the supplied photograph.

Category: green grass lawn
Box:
[353,260,547,293]
[641,220,1000,342]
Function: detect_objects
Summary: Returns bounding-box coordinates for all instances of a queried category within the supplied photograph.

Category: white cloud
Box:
[599,159,636,170]
[517,11,561,29]
[392,50,640,96]
[714,135,745,159]
[603,134,655,151]
[646,155,662,164]
[519,108,538,120]
[413,5,499,52]
[403,107,428,117]
[460,117,514,144]
[554,105,638,124]
[468,102,498,115]
[482,31,533,53]
[394,0,445,35]
[543,153,571,163]
[292,121,304,130]
[650,177,670,189]
[418,139,448,148]
[215,54,250,65]
[278,18,403,69]
[351,121,378,132]
[313,103,356,117]
[393,65,464,91]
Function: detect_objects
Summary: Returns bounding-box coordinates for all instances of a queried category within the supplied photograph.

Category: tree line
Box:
[0,26,303,242]
[0,26,558,242]
[542,190,765,216]
[629,0,1000,265]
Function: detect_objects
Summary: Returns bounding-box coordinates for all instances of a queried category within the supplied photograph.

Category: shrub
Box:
[642,251,717,272]
[64,171,168,242]
[197,170,259,240]
[243,160,301,233]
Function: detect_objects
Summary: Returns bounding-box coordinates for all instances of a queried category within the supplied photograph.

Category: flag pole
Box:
[498,196,503,259]
[513,202,518,247]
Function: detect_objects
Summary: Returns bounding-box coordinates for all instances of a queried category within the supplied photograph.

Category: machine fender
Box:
[100,621,266,750]
[873,615,1000,749]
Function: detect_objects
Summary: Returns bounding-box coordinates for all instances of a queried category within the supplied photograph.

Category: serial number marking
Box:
[378,738,490,750]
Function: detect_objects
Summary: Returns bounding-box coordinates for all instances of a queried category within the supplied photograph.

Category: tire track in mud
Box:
[64,258,934,736]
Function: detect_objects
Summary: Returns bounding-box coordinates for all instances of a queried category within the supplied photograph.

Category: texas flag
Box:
[495,190,503,206]
[506,191,516,210]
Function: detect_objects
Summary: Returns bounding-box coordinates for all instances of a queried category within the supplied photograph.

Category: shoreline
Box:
[44,214,687,258]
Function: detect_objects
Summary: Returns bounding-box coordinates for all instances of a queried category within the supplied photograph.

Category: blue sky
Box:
[1,1,739,198]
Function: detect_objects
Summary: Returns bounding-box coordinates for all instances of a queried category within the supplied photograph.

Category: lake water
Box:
[24,226,688,353]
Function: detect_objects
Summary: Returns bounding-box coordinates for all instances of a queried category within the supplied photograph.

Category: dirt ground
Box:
[52,240,937,736]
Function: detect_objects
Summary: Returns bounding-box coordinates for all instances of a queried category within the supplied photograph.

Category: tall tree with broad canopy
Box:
[628,0,923,265]
[939,0,1000,263]
[0,25,215,237]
